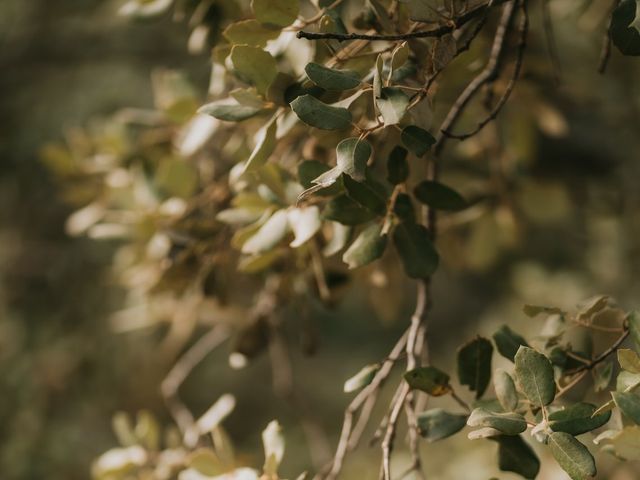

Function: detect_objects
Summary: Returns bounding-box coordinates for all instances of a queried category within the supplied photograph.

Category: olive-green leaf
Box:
[376,87,409,126]
[514,346,556,407]
[387,146,409,185]
[610,0,640,56]
[594,361,614,392]
[401,125,436,157]
[336,138,371,181]
[342,223,387,269]
[252,0,299,27]
[231,45,278,95]
[344,363,379,393]
[618,348,640,373]
[417,409,467,442]
[297,160,341,193]
[413,180,467,211]
[393,193,415,222]
[290,95,352,130]
[522,304,564,317]
[243,118,277,172]
[392,222,439,279]
[612,392,640,424]
[404,366,450,396]
[548,432,596,480]
[492,435,540,480]
[343,175,387,216]
[198,101,263,122]
[493,325,529,362]
[323,195,376,226]
[495,369,519,412]
[467,408,527,435]
[548,403,612,435]
[457,337,493,399]
[241,210,290,254]
[305,63,361,91]
[223,20,281,46]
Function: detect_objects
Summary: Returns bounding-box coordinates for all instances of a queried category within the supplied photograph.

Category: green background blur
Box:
[1,1,640,479]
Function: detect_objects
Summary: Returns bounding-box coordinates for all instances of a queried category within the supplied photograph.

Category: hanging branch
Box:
[444,0,529,141]
[297,0,510,42]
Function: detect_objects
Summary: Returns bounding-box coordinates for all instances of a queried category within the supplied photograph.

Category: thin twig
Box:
[598,0,621,74]
[565,326,630,376]
[161,326,230,447]
[443,0,529,141]
[433,0,519,156]
[298,0,510,42]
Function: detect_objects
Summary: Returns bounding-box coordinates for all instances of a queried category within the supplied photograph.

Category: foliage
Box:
[39,0,640,479]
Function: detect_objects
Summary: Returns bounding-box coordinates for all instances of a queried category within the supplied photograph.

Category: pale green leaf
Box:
[376,87,409,126]
[336,137,372,181]
[252,0,298,27]
[231,45,278,95]
[618,348,640,373]
[243,117,277,172]
[494,369,519,412]
[344,363,380,393]
[198,101,263,121]
[241,210,290,254]
[548,432,596,480]
[514,346,556,407]
[467,408,527,435]
[612,392,640,424]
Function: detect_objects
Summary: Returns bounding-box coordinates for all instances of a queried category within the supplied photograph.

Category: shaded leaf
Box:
[414,180,467,211]
[548,432,596,480]
[290,95,352,130]
[392,222,439,279]
[514,346,556,407]
[492,435,540,480]
[628,310,640,348]
[343,175,387,215]
[404,366,450,396]
[495,369,519,412]
[417,408,467,442]
[387,146,409,185]
[401,125,436,157]
[493,325,529,362]
[522,304,564,317]
[610,0,640,56]
[336,137,372,181]
[393,193,415,222]
[457,337,493,399]
[323,195,376,225]
[549,403,612,435]
[252,0,298,27]
[376,87,409,125]
[305,63,361,91]
[342,223,387,269]
[243,117,277,172]
[467,408,527,435]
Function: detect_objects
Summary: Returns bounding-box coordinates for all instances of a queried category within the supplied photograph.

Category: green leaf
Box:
[467,408,527,435]
[610,0,640,56]
[611,425,640,460]
[305,63,361,91]
[392,222,439,279]
[323,195,376,226]
[336,138,372,181]
[223,20,281,46]
[231,45,278,95]
[393,193,415,222]
[617,370,640,392]
[404,366,450,396]
[548,403,612,435]
[413,180,467,211]
[494,369,519,412]
[198,101,263,121]
[373,54,383,99]
[252,0,298,27]
[514,346,556,407]
[492,435,540,480]
[187,448,225,476]
[612,392,640,424]
[628,311,640,348]
[618,348,640,373]
[548,432,596,480]
[493,325,529,362]
[457,337,493,399]
[376,87,409,126]
[390,42,409,75]
[401,125,436,157]
[522,304,564,317]
[290,95,352,130]
[241,210,289,254]
[387,146,409,185]
[243,117,277,172]
[343,175,387,216]
[323,222,351,257]
[118,0,172,18]
[344,363,379,393]
[594,362,614,392]
[342,223,387,269]
[297,160,342,194]
[417,408,467,442]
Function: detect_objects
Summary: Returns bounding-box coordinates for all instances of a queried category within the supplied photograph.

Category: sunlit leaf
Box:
[262,420,285,476]
[198,100,263,122]
[223,20,281,46]
[343,363,380,392]
[618,348,640,374]
[467,408,527,435]
[336,137,372,182]
[376,87,409,126]
[612,392,640,424]
[231,45,278,95]
[548,432,596,480]
[241,210,290,254]
[494,369,519,412]
[252,0,298,27]
[288,206,321,248]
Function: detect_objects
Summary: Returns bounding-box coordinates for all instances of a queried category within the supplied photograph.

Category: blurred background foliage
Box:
[1,0,640,479]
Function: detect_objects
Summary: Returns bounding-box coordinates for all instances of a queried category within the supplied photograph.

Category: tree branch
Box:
[297,0,510,42]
